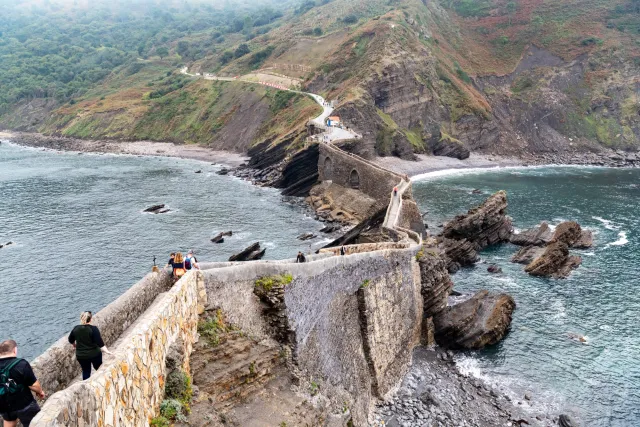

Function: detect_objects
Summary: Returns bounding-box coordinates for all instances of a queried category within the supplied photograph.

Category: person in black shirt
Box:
[68,312,112,380]
[296,252,306,263]
[0,340,45,427]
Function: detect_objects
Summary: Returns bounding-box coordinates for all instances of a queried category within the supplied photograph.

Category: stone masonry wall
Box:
[31,270,174,395]
[31,271,207,427]
[202,247,422,425]
[318,143,408,208]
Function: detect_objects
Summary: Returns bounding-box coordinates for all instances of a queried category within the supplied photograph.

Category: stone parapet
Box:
[32,271,205,427]
[31,270,174,395]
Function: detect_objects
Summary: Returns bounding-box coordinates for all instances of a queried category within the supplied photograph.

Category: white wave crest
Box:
[592,216,620,231]
[607,231,629,247]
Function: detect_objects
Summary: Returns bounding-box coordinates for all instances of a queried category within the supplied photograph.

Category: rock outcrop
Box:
[438,191,512,272]
[143,204,170,214]
[417,250,454,318]
[211,231,232,244]
[511,246,544,265]
[523,242,582,279]
[427,133,470,160]
[511,221,593,249]
[433,290,516,350]
[228,243,266,262]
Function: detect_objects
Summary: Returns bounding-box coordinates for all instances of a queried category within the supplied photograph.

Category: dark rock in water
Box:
[195,170,202,174]
[510,222,553,246]
[157,208,171,214]
[511,221,593,249]
[297,232,316,241]
[511,246,544,265]
[472,189,482,194]
[524,241,582,278]
[434,290,516,349]
[558,414,579,427]
[487,264,502,274]
[216,168,230,175]
[143,204,167,214]
[229,242,265,261]
[442,191,513,248]
[211,231,232,244]
[320,224,340,233]
[417,250,454,318]
[438,191,512,271]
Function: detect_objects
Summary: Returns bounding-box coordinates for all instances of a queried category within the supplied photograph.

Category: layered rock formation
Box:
[523,242,582,279]
[417,250,454,318]
[510,221,591,278]
[438,191,513,272]
[433,291,516,350]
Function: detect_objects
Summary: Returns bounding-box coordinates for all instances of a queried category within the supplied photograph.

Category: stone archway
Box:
[349,169,360,189]
[323,156,333,180]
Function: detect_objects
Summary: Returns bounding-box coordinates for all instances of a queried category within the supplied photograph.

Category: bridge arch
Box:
[349,169,360,189]
[323,156,333,180]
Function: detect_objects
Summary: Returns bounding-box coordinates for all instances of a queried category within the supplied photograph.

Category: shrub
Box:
[255,273,294,292]
[165,369,192,406]
[343,14,358,24]
[581,37,603,46]
[150,416,170,427]
[313,27,323,36]
[234,43,250,58]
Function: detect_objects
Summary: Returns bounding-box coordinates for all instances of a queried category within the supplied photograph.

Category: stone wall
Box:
[318,143,408,207]
[31,270,174,395]
[202,247,422,425]
[32,271,207,427]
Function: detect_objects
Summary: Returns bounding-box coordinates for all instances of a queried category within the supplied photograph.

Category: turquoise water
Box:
[0,142,328,360]
[413,167,640,426]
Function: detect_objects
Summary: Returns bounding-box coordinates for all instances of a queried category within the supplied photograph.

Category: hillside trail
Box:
[180,67,359,142]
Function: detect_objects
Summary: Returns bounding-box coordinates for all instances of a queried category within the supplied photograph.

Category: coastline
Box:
[0,132,249,167]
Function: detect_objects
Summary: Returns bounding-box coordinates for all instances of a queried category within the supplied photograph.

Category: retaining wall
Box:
[32,272,207,427]
[318,143,409,206]
[202,246,423,425]
[31,270,174,395]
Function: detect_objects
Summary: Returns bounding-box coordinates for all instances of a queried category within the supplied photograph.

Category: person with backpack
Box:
[171,252,186,279]
[68,312,112,381]
[0,339,45,427]
[184,250,199,271]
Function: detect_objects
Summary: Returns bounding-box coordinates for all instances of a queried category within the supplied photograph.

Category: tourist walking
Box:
[0,340,45,427]
[68,312,112,380]
[171,252,186,279]
[296,251,306,263]
[185,250,199,271]
[340,246,346,256]
[165,252,176,269]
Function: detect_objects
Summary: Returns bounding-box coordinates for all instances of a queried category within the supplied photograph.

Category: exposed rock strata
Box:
[228,242,266,262]
[511,221,593,249]
[433,290,516,350]
[417,250,454,318]
[438,191,512,271]
[524,242,582,279]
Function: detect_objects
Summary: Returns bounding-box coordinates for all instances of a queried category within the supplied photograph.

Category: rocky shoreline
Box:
[373,347,563,427]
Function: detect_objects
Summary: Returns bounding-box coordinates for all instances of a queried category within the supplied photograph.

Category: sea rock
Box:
[211,231,232,244]
[143,204,169,214]
[433,290,516,349]
[195,170,202,174]
[216,168,230,175]
[320,224,341,233]
[297,233,317,241]
[511,221,593,249]
[442,191,513,249]
[438,191,511,270]
[487,265,502,274]
[524,241,582,278]
[558,414,579,427]
[229,242,266,262]
[510,222,553,246]
[511,246,544,265]
[417,250,454,318]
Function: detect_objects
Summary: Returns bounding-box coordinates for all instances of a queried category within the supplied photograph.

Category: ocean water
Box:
[0,142,328,360]
[412,166,640,426]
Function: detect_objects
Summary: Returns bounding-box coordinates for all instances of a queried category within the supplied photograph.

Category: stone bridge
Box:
[30,70,429,427]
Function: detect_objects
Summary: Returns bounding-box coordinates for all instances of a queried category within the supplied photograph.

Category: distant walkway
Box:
[180,67,360,143]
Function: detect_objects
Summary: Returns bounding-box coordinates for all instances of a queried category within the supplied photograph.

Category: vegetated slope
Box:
[1,0,639,158]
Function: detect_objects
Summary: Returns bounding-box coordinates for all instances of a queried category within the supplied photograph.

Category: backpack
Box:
[0,359,24,399]
[184,256,192,270]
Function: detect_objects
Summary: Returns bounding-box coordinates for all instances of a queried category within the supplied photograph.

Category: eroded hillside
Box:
[1,0,639,159]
